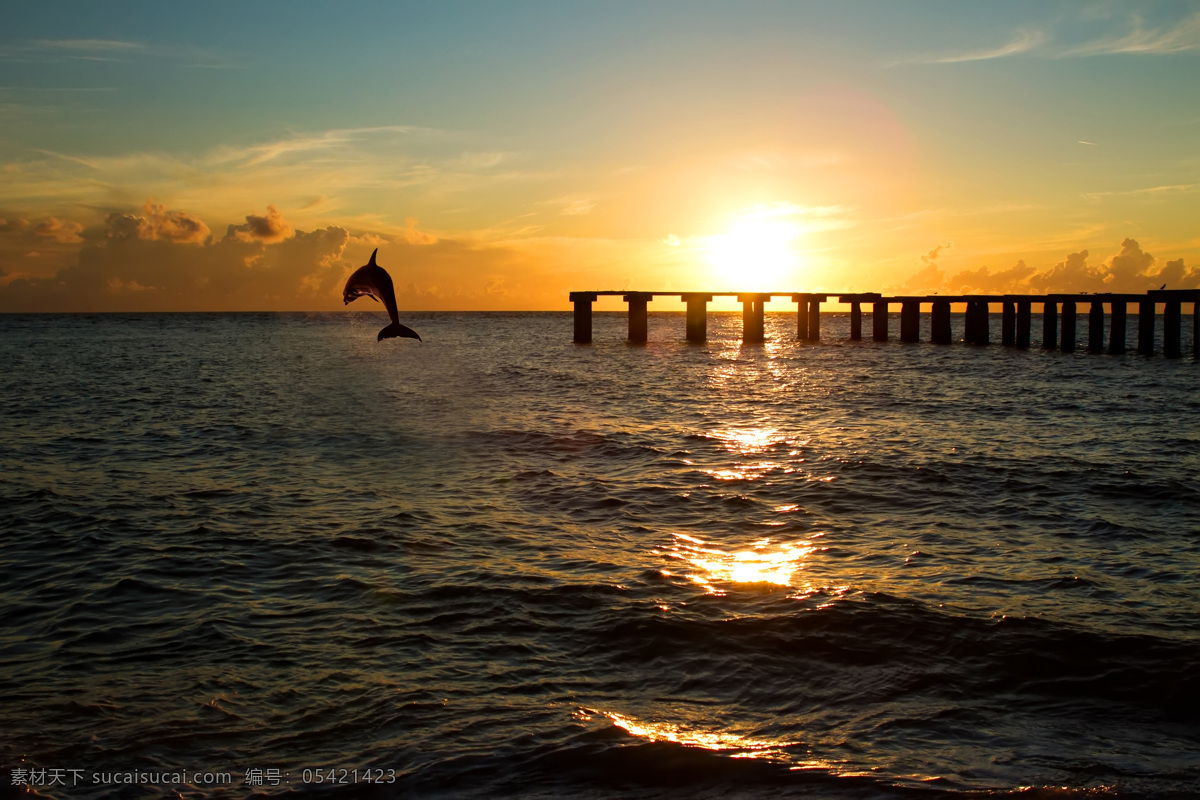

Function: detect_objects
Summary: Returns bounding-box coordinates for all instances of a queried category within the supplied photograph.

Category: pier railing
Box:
[567,290,1200,358]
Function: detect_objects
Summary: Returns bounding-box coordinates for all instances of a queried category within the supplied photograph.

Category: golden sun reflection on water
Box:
[710,427,782,454]
[660,533,817,596]
[580,708,781,756]
[578,709,856,776]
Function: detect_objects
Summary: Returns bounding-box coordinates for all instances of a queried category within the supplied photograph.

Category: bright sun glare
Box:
[706,211,803,291]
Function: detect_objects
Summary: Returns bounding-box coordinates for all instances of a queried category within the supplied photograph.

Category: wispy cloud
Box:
[0,86,117,93]
[896,12,1200,66]
[742,202,846,219]
[1,123,530,236]
[32,38,144,52]
[209,125,426,167]
[33,149,104,170]
[536,195,596,216]
[0,38,238,68]
[903,28,1047,65]
[1060,13,1200,56]
[1084,182,1200,200]
[32,39,145,55]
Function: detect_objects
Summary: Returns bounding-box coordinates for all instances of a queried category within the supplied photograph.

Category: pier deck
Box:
[567,290,1200,357]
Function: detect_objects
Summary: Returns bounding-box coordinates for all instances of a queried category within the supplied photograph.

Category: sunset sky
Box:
[1,1,1197,312]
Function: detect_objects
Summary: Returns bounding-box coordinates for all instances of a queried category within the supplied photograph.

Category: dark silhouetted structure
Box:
[567,289,1200,358]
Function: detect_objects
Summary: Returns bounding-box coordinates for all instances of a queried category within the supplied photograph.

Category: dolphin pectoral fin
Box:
[378,322,422,342]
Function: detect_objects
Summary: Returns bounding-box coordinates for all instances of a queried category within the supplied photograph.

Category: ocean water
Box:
[1,310,1198,800]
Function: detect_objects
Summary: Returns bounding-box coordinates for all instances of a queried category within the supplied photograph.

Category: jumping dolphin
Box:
[342,249,421,342]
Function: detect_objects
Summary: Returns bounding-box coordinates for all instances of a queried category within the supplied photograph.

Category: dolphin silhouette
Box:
[342,249,421,342]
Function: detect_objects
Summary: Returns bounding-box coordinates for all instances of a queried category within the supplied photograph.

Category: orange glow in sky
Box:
[1,4,1197,311]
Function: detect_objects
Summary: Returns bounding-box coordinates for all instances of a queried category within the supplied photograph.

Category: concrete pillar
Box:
[624,292,650,344]
[850,302,862,340]
[1088,301,1105,353]
[1163,300,1181,358]
[1016,300,1031,348]
[973,300,990,345]
[570,292,596,344]
[1002,301,1015,346]
[683,293,711,344]
[900,300,919,342]
[1109,301,1127,354]
[1138,299,1155,355]
[931,300,951,344]
[808,298,822,341]
[873,301,888,341]
[794,294,809,340]
[739,294,765,343]
[1061,300,1076,353]
[1043,301,1057,350]
[1195,302,1199,359]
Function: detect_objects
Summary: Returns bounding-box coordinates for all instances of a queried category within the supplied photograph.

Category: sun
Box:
[705,210,804,291]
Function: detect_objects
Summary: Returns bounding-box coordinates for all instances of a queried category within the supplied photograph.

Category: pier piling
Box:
[570,291,597,344]
[1016,300,1032,348]
[1043,301,1057,350]
[1137,300,1155,355]
[1109,301,1127,354]
[1088,300,1104,353]
[625,292,651,344]
[900,300,920,343]
[850,302,862,340]
[1002,301,1015,346]
[809,297,823,341]
[1061,300,1076,353]
[932,300,951,344]
[873,301,888,341]
[964,300,989,344]
[683,293,711,344]
[794,294,809,340]
[1163,299,1181,358]
[976,301,991,345]
[739,294,766,343]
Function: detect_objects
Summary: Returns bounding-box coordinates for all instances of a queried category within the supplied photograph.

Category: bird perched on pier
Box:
[342,249,421,342]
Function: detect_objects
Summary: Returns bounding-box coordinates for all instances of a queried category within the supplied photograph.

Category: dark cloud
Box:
[1026,249,1105,293]
[905,239,1198,295]
[104,201,211,244]
[0,218,32,234]
[0,222,349,311]
[1,215,84,243]
[946,260,1035,294]
[224,204,294,244]
[1155,258,1198,289]
[34,217,84,243]
[904,262,943,292]
[402,217,437,245]
[905,241,952,292]
[922,242,951,264]
[1108,237,1154,280]
[105,212,144,241]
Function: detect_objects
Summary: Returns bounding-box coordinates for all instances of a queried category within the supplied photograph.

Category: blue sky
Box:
[1,1,1197,310]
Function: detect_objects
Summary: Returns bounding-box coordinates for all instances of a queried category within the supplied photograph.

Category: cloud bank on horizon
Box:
[0,2,1197,311]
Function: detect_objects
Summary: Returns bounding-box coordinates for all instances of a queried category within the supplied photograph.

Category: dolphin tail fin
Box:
[378,322,421,342]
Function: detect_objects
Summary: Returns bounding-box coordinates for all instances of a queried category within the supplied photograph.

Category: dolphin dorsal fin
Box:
[368,248,378,267]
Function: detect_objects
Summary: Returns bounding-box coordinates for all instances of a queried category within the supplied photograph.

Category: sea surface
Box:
[1,310,1198,799]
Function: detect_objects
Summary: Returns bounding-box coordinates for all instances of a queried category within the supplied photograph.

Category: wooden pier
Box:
[568,290,1200,357]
